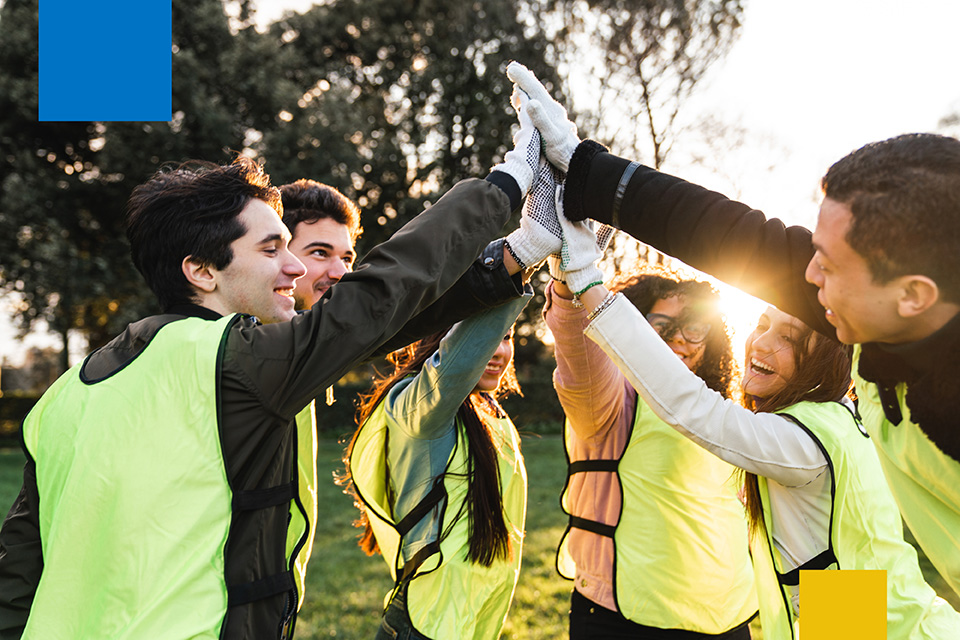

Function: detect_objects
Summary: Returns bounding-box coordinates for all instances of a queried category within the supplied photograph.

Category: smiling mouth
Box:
[749,357,776,376]
[275,287,295,299]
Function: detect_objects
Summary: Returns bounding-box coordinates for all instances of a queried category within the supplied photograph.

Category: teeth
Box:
[750,358,775,374]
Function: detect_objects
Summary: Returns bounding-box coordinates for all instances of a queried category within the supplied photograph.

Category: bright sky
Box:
[3,0,959,366]
[681,0,960,229]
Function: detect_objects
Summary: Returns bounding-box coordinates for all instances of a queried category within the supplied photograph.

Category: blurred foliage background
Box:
[0,0,744,374]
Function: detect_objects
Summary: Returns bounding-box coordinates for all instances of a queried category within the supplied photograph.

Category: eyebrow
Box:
[257,233,287,246]
[302,240,355,256]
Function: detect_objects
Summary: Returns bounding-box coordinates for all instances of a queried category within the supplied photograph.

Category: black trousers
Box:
[569,589,754,640]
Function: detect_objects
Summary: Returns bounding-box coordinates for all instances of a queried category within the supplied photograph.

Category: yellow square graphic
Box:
[800,570,886,639]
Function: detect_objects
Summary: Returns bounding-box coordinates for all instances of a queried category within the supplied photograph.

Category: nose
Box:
[804,257,822,287]
[664,326,686,344]
[751,328,775,353]
[492,339,511,362]
[329,258,349,282]
[284,251,307,279]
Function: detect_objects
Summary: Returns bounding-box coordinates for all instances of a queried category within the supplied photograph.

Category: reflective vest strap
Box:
[232,481,297,511]
[568,459,619,474]
[399,540,442,583]
[776,548,839,587]
[570,515,616,539]
[395,480,445,537]
[227,571,296,607]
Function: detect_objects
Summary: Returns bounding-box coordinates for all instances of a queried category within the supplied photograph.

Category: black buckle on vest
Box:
[399,540,442,583]
[569,515,616,539]
[228,571,296,607]
[395,480,445,536]
[568,459,619,474]
[232,481,297,511]
[776,548,838,587]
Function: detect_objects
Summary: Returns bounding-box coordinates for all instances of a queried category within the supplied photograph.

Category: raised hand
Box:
[506,61,580,172]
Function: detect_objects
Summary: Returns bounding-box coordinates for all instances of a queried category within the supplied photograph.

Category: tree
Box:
[1,0,743,371]
[258,0,558,251]
[0,0,290,371]
[528,0,745,168]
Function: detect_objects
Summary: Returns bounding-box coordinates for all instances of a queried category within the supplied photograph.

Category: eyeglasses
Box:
[645,313,711,344]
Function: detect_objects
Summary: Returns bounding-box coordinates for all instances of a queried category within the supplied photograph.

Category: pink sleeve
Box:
[543,282,634,444]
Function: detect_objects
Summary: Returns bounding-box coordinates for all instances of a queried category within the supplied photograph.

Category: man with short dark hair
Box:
[0,92,555,637]
[279,179,361,309]
[511,61,960,599]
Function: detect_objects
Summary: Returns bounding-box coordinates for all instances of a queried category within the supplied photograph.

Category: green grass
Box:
[2,436,958,638]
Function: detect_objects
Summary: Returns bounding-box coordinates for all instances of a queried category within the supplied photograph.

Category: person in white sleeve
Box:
[543,267,758,640]
[572,278,960,639]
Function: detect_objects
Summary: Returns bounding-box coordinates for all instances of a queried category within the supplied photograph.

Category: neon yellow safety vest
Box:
[350,401,527,640]
[753,401,960,640]
[20,316,319,639]
[557,393,757,632]
[852,345,960,599]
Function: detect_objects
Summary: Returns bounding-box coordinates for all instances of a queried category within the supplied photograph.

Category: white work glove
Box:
[489,85,542,197]
[505,160,564,269]
[553,191,616,295]
[547,221,616,286]
[506,61,580,173]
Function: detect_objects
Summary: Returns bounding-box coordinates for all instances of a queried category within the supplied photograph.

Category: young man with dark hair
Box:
[279,179,361,308]
[508,62,960,599]
[0,92,558,637]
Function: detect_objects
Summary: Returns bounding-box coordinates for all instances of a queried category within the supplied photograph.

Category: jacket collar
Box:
[164,303,223,321]
[858,311,960,462]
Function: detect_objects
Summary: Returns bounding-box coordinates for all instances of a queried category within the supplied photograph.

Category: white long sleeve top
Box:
[584,293,836,614]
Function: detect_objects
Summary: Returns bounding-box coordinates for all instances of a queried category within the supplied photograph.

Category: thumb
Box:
[525,99,555,136]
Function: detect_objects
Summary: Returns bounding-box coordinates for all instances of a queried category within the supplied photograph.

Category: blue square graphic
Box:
[40,0,171,121]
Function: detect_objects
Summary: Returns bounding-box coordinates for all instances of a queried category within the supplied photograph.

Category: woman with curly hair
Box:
[543,267,757,639]
[574,278,960,639]
[341,292,529,640]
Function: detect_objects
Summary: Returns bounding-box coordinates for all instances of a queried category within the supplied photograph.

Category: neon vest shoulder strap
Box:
[350,400,526,640]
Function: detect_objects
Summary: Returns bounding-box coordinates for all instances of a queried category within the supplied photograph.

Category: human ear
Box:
[181,256,217,293]
[896,275,940,318]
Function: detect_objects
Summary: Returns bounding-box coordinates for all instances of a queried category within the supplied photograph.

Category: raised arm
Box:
[386,295,529,439]
[579,287,827,486]
[542,282,631,443]
[563,142,832,338]
[373,239,527,357]
[229,178,523,420]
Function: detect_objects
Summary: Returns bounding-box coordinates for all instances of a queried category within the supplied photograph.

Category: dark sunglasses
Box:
[645,313,711,344]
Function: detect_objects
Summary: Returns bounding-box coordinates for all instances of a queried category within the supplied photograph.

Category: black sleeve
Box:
[372,238,525,356]
[564,140,834,338]
[224,178,518,420]
[0,458,42,638]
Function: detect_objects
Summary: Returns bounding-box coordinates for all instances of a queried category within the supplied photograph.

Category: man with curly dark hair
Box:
[509,60,960,600]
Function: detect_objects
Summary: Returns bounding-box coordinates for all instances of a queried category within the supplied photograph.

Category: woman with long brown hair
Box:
[342,293,529,640]
[544,268,758,640]
[575,277,959,639]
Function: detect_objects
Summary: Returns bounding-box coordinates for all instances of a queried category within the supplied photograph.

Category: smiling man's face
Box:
[288,217,356,309]
[203,199,307,323]
[804,197,912,345]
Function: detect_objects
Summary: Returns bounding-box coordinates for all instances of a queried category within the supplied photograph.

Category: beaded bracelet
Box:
[587,291,618,321]
[574,281,603,297]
